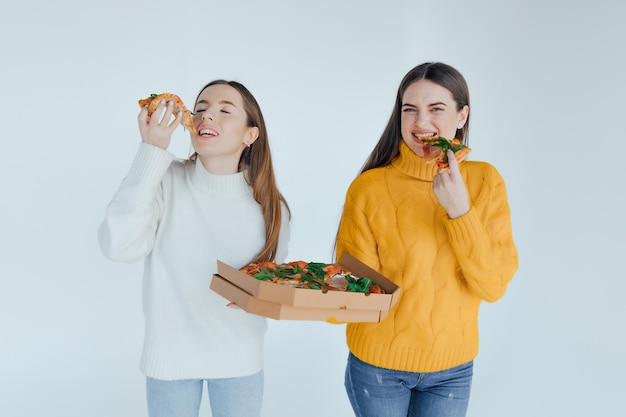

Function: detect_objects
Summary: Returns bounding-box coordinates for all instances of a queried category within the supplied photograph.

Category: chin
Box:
[403,140,424,157]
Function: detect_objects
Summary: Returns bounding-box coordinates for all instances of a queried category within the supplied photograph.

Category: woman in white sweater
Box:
[98,80,290,417]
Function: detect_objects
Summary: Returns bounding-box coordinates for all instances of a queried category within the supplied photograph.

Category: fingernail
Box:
[168,100,174,106]
[160,99,165,105]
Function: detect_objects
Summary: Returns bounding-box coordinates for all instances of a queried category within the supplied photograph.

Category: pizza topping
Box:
[420,136,471,171]
[240,261,384,294]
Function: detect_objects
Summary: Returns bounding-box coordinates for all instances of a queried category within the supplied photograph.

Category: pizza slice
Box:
[421,137,471,171]
[138,93,195,133]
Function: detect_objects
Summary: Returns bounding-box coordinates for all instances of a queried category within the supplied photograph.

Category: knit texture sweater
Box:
[98,143,290,380]
[336,141,518,373]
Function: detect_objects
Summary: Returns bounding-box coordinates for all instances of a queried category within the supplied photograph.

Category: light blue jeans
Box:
[345,353,473,417]
[146,370,263,417]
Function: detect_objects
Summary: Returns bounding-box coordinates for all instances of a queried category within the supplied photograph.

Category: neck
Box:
[198,154,241,175]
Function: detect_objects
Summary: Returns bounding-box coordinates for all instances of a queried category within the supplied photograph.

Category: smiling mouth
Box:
[412,132,443,158]
[413,132,437,142]
[198,128,218,138]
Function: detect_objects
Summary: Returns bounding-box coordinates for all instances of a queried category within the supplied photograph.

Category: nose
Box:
[414,110,429,126]
[201,111,214,121]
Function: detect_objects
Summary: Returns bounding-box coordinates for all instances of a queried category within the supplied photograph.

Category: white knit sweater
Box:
[98,143,290,380]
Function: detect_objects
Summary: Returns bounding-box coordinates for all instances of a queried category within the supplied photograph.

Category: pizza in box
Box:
[240,261,384,294]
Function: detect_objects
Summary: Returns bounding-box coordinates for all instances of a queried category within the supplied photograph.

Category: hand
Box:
[138,99,182,150]
[433,149,470,219]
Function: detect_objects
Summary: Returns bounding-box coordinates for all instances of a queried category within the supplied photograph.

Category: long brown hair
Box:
[334,63,471,260]
[189,80,290,264]
[360,62,471,174]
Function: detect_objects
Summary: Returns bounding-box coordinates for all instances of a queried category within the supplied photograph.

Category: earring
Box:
[458,123,463,128]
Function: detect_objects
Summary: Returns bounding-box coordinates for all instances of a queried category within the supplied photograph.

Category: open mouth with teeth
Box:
[198,128,219,138]
[413,132,443,159]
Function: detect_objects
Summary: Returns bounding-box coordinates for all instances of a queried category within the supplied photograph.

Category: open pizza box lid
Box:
[212,252,400,311]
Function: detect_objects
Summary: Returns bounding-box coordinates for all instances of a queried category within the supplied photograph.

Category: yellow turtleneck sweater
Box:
[336,141,518,373]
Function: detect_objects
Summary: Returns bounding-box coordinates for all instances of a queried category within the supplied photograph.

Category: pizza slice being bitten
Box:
[138,93,196,133]
[421,137,471,171]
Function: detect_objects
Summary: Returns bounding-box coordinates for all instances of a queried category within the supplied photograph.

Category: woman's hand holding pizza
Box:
[433,149,470,219]
[138,99,182,150]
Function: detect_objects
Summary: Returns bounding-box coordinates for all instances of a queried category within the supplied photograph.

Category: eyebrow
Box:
[401,102,448,107]
[196,99,237,107]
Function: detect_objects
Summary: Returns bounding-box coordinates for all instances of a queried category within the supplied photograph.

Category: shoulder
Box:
[164,158,190,178]
[341,167,394,214]
[462,160,505,184]
[461,160,510,204]
[157,159,192,194]
[347,167,389,194]
[170,158,189,172]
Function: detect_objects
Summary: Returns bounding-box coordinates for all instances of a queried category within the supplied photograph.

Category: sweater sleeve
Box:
[97,143,174,263]
[335,178,380,271]
[443,165,519,302]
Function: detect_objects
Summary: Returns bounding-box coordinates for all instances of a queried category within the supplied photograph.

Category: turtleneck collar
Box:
[190,158,251,197]
[390,141,439,181]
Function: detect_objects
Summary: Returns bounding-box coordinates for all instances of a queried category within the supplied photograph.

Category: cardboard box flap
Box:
[338,252,399,295]
[216,252,400,311]
[210,275,388,322]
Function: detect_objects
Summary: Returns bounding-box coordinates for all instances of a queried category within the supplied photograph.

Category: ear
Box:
[244,126,259,146]
[457,105,469,128]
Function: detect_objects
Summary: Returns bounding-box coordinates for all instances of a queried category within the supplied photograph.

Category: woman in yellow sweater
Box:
[335,62,518,417]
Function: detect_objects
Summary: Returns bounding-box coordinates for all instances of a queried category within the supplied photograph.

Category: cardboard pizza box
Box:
[210,275,389,322]
[210,252,400,321]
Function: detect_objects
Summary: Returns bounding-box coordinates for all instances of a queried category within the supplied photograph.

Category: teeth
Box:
[414,133,436,138]
[199,128,217,136]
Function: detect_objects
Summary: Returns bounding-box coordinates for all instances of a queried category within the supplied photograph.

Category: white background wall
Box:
[1,0,625,416]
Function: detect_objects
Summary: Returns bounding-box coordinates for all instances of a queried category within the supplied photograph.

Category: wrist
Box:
[447,204,470,219]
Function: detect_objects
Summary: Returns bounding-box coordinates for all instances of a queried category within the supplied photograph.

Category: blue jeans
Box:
[345,353,473,417]
[146,371,263,417]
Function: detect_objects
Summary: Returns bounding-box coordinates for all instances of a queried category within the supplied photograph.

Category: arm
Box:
[97,143,173,262]
[443,167,519,302]
[329,181,380,324]
[98,101,180,262]
[335,180,380,271]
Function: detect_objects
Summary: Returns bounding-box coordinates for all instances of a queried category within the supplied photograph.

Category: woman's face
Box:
[400,79,468,157]
[191,84,259,174]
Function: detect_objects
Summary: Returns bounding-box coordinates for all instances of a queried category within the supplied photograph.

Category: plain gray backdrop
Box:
[1,0,625,416]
